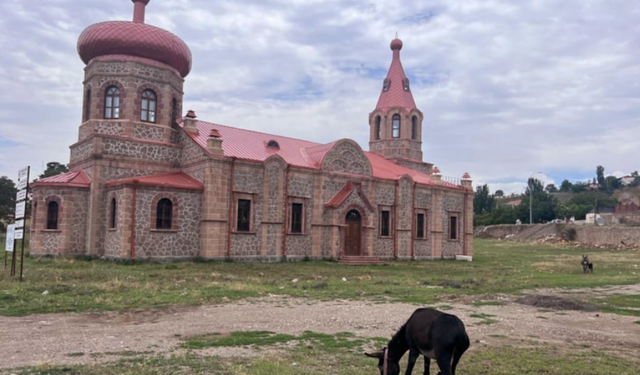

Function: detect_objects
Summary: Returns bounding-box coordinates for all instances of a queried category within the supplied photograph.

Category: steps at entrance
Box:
[338,256,386,266]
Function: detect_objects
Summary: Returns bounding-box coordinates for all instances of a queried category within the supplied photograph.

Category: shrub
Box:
[561,228,577,241]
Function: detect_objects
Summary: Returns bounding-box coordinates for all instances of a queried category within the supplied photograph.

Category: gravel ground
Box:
[1,285,640,371]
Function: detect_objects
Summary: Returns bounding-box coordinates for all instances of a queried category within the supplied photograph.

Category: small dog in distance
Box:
[582,255,593,274]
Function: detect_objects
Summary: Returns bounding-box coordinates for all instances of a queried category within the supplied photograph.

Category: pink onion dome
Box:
[390,37,403,51]
[77,0,192,77]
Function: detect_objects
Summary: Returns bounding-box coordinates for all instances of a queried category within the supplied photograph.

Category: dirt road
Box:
[1,285,639,371]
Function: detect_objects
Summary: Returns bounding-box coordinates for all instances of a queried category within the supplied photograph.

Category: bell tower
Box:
[369,38,432,174]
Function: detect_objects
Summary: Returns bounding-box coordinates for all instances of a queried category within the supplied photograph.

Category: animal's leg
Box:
[450,348,464,375]
[404,349,420,375]
[435,353,452,375]
[422,356,431,375]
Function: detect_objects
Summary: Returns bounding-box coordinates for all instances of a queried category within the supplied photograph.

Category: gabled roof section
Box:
[374,38,418,114]
[105,172,204,190]
[325,181,354,208]
[32,170,91,188]
[324,181,374,211]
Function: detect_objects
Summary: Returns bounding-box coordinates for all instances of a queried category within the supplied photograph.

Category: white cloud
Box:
[0,0,638,192]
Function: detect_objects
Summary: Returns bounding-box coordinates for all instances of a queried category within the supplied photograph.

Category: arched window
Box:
[375,116,381,140]
[170,98,177,128]
[109,197,117,229]
[411,116,418,140]
[141,89,157,123]
[156,198,172,229]
[104,86,120,119]
[47,201,59,230]
[84,89,91,122]
[392,114,400,138]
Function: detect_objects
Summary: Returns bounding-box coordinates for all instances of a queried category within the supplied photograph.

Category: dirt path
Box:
[1,285,640,371]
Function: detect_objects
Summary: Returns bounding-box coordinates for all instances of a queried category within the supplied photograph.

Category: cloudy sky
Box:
[0,0,639,195]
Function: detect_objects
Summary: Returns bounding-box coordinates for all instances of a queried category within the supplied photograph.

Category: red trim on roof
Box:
[105,172,204,190]
[32,170,91,188]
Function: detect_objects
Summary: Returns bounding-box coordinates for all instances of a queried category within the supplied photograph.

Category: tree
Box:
[545,184,558,193]
[518,178,558,223]
[605,176,621,193]
[0,176,17,222]
[569,191,617,209]
[631,171,640,187]
[474,205,518,226]
[473,184,496,215]
[596,165,605,191]
[571,181,589,193]
[494,189,504,198]
[559,179,573,192]
[39,162,68,179]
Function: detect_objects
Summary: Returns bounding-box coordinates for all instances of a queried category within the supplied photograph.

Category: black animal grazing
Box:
[582,255,593,274]
[365,308,469,375]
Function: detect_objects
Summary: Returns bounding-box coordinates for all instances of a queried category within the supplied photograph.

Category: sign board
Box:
[17,178,27,190]
[17,167,29,190]
[18,167,28,180]
[15,201,26,219]
[5,224,15,252]
[15,219,24,229]
[14,228,24,240]
[16,189,26,201]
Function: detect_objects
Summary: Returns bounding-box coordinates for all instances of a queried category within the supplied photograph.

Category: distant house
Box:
[507,200,521,207]
[619,175,635,186]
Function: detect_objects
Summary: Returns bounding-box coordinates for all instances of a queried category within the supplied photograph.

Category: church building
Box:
[30,0,474,262]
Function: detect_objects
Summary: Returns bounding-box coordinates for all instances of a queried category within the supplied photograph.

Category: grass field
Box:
[1,238,640,374]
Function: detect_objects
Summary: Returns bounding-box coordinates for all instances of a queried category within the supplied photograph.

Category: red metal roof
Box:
[77,1,192,77]
[325,181,354,208]
[32,170,91,188]
[105,172,204,190]
[374,38,417,113]
[184,120,463,190]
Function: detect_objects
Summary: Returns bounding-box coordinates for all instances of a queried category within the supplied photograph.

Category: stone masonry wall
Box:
[104,189,126,258]
[414,187,433,259]
[102,138,181,163]
[441,194,465,258]
[230,165,264,258]
[179,131,209,164]
[396,178,413,259]
[70,139,95,164]
[68,190,90,254]
[133,189,202,258]
[133,123,164,142]
[322,141,372,176]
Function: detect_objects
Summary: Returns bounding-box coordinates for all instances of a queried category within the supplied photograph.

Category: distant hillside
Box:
[614,187,640,206]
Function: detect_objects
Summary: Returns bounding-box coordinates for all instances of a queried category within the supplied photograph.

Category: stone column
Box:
[430,188,443,258]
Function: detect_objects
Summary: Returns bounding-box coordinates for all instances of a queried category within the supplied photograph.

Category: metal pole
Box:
[529,180,533,224]
[19,166,30,282]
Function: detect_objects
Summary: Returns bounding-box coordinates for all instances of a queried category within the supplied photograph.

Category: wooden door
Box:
[344,209,362,256]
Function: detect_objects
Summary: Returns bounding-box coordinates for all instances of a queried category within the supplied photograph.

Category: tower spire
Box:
[368,37,428,173]
[374,36,417,113]
[132,0,151,23]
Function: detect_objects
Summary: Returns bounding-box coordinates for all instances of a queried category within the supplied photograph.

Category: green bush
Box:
[561,227,577,241]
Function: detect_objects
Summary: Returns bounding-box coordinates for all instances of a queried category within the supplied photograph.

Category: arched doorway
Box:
[344,209,362,256]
